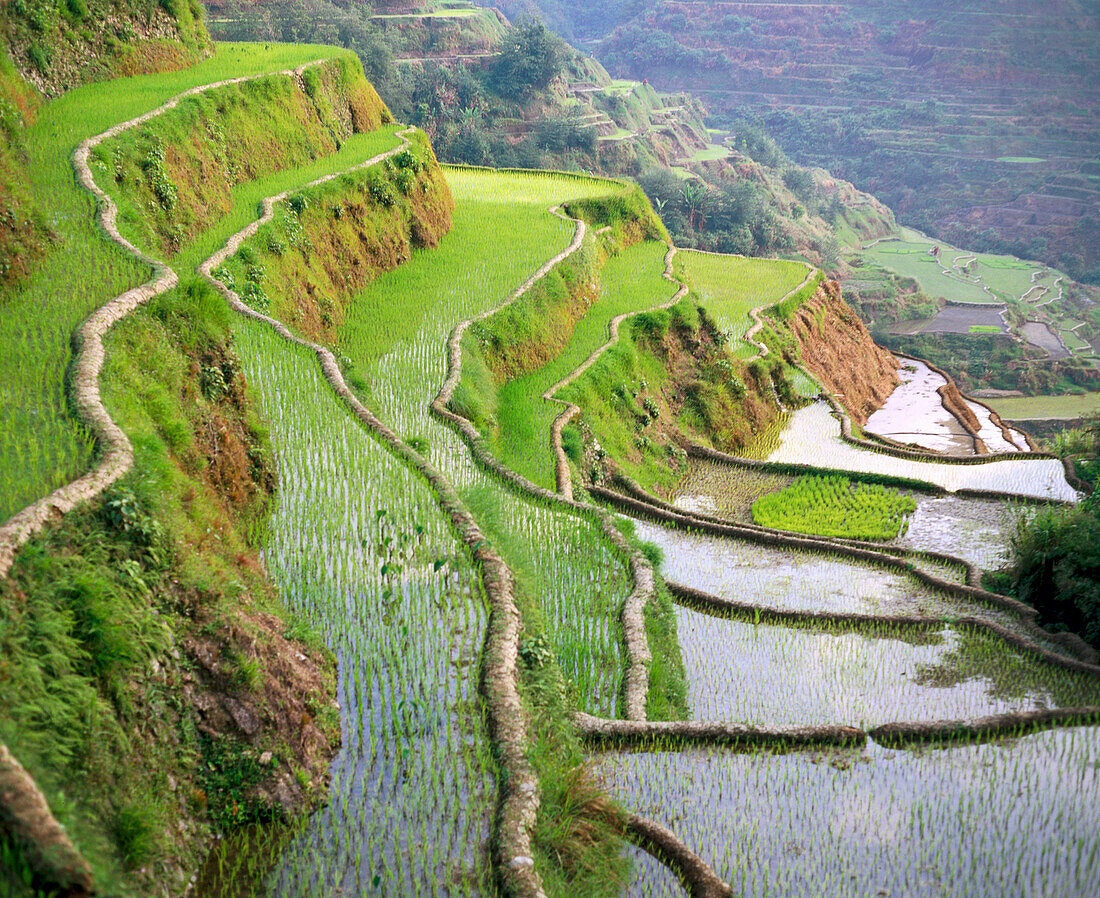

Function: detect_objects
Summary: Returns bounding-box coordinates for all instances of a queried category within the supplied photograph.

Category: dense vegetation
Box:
[751,474,917,541]
[516,0,1100,283]
[998,416,1100,650]
[879,332,1100,396]
[3,5,1100,897]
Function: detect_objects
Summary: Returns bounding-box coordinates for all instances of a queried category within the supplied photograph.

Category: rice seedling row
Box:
[750,474,917,541]
[230,318,497,897]
[673,458,1021,571]
[597,727,1100,897]
[0,42,356,522]
[334,168,645,717]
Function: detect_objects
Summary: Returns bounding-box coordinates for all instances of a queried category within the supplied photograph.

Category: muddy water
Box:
[635,519,971,616]
[864,360,976,454]
[893,493,1019,570]
[768,403,1079,502]
[598,727,1100,898]
[1021,321,1070,359]
[965,398,1029,452]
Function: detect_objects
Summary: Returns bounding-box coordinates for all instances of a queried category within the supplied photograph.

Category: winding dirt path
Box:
[0,61,323,582]
[544,242,687,502]
[0,59,334,897]
[430,206,662,724]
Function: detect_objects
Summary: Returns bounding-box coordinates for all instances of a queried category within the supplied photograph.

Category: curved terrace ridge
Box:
[200,138,555,898]
[0,61,326,582]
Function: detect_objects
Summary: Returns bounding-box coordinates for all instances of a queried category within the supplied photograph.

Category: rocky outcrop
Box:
[789,280,899,424]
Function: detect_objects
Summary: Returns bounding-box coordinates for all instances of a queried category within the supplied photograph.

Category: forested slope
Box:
[497,0,1100,285]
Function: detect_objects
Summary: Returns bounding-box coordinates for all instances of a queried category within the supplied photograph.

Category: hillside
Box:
[206,0,895,267]
[2,13,1100,898]
[499,0,1100,286]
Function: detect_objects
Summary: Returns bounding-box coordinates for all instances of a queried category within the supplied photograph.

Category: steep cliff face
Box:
[789,280,899,425]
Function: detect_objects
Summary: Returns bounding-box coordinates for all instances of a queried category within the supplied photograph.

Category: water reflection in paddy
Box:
[768,403,1077,502]
[671,602,1100,726]
[865,360,978,454]
[672,459,1021,571]
[636,519,970,617]
[597,728,1100,898]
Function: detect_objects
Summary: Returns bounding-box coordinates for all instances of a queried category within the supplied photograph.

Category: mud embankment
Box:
[788,280,899,425]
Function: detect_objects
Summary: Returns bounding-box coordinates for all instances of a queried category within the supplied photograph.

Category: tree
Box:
[490,20,565,101]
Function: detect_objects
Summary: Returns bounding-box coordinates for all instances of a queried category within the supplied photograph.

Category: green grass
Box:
[997,156,1046,163]
[859,233,993,304]
[969,324,1002,334]
[751,474,917,540]
[675,249,808,347]
[988,393,1100,420]
[494,240,676,490]
[0,41,365,522]
[687,144,731,162]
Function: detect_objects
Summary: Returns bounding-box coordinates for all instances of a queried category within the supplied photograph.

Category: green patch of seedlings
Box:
[751,474,917,541]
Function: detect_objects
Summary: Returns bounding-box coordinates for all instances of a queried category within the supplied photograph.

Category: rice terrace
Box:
[1,2,1099,898]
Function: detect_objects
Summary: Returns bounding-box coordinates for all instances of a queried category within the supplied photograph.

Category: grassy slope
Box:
[214,164,643,894]
[496,240,675,491]
[0,42,410,896]
[675,250,808,348]
[0,42,360,523]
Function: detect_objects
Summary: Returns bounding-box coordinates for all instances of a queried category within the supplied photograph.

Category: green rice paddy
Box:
[751,474,917,541]
[8,41,1100,897]
[989,392,1100,421]
[0,42,365,522]
[675,250,808,347]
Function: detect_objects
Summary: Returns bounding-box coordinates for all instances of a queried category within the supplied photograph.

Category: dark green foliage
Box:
[1008,495,1100,649]
[636,167,798,258]
[197,734,281,830]
[491,20,565,101]
[880,332,1100,395]
[110,801,162,868]
[1007,417,1100,648]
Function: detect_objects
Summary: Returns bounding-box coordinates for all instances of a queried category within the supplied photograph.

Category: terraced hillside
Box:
[2,28,1099,898]
[499,0,1100,284]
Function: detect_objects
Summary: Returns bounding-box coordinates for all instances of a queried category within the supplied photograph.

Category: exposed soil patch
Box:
[788,281,899,425]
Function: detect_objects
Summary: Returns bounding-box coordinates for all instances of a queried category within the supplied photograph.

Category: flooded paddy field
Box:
[1021,321,1071,359]
[671,602,1100,726]
[767,404,1078,502]
[635,518,975,616]
[598,727,1100,898]
[672,459,1022,571]
[864,359,1027,455]
[891,303,1007,336]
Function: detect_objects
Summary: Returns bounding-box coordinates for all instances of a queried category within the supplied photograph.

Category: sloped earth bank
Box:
[203,165,679,895]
